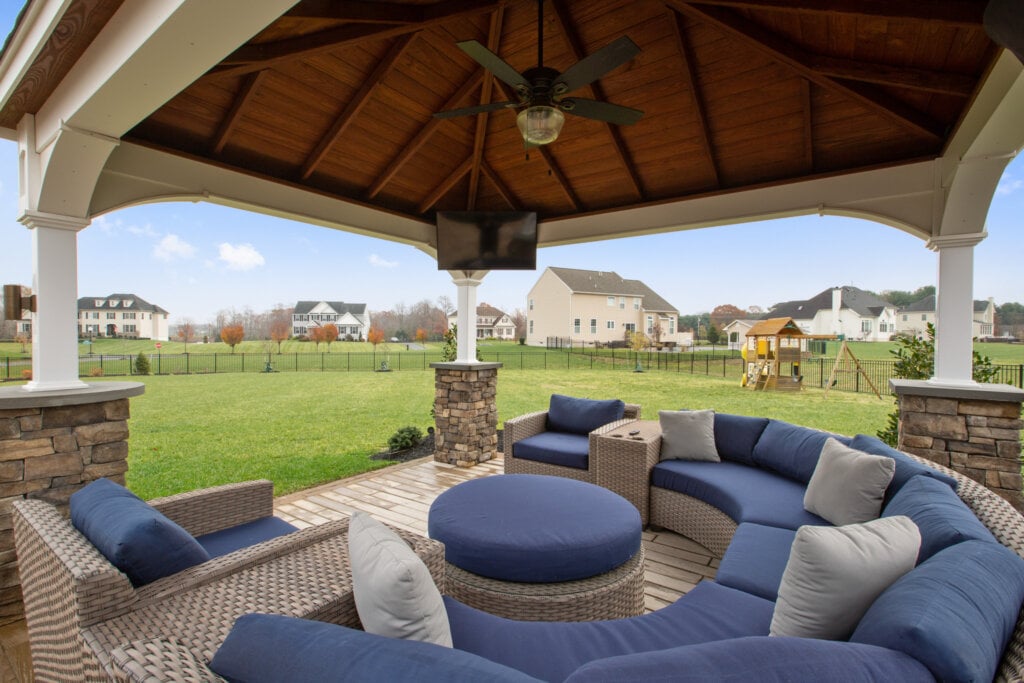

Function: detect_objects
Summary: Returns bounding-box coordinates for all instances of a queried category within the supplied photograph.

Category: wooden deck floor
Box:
[0,455,718,681]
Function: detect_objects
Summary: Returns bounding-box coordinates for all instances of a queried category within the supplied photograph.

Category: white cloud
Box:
[996,177,1023,196]
[127,222,159,238]
[218,242,265,271]
[154,234,196,261]
[369,253,398,268]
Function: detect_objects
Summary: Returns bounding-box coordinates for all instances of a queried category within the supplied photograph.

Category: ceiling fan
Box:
[433,0,644,146]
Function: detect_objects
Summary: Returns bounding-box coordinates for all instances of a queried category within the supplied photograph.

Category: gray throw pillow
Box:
[348,512,452,647]
[770,515,920,640]
[658,410,718,462]
[804,438,895,526]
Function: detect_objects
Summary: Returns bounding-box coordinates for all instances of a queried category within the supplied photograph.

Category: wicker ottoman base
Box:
[445,547,646,622]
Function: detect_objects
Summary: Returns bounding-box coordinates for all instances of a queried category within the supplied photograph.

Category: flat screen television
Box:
[435,211,537,271]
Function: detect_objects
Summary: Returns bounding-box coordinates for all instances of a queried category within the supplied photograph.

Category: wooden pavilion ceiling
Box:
[7,0,1000,224]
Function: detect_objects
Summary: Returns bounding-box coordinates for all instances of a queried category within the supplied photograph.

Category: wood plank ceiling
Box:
[6,0,999,223]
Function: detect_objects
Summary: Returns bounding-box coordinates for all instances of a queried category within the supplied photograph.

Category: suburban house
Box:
[766,286,898,341]
[447,304,516,340]
[78,294,170,340]
[526,267,681,347]
[896,295,997,340]
[722,319,761,350]
[292,301,370,340]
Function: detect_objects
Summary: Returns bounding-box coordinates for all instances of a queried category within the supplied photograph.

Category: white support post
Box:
[20,211,90,391]
[449,271,487,363]
[927,233,986,385]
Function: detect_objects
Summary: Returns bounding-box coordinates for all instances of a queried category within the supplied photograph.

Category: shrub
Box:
[89,367,104,377]
[134,352,151,375]
[20,369,31,380]
[388,426,424,452]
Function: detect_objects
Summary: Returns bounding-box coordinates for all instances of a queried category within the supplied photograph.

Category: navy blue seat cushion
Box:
[209,613,541,683]
[512,432,590,470]
[850,434,958,502]
[547,394,625,436]
[715,523,796,601]
[428,474,640,583]
[195,516,298,558]
[882,474,995,563]
[713,413,769,466]
[851,540,1024,683]
[563,636,936,683]
[751,420,850,484]
[447,581,773,683]
[651,460,829,530]
[70,478,209,587]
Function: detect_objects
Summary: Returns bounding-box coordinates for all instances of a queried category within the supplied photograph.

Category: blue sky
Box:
[1,6,1021,326]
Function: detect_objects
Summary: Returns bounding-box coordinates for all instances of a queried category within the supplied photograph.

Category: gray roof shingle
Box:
[548,267,677,313]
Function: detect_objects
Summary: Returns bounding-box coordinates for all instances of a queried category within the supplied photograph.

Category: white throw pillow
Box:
[658,409,719,462]
[804,438,895,526]
[348,511,452,647]
[770,516,920,640]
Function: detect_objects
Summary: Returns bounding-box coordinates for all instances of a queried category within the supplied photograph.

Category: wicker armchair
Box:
[504,402,641,483]
[12,480,445,682]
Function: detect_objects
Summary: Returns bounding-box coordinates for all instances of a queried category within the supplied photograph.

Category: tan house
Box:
[447,304,516,340]
[526,267,681,347]
[78,294,170,340]
[896,295,996,340]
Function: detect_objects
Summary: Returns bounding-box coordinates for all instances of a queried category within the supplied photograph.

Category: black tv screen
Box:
[435,211,537,271]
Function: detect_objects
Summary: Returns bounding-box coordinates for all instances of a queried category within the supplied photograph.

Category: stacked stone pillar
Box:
[892,380,1024,512]
[431,363,501,467]
[0,382,144,625]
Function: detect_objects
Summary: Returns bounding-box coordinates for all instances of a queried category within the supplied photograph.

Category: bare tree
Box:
[269,310,291,353]
[511,308,527,340]
[176,318,196,350]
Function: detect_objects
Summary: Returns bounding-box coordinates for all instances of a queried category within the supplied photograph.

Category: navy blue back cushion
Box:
[713,413,769,465]
[210,613,541,683]
[851,540,1024,683]
[751,421,849,483]
[547,394,625,435]
[849,434,958,502]
[70,478,209,586]
[195,516,297,558]
[882,475,995,563]
[563,637,935,683]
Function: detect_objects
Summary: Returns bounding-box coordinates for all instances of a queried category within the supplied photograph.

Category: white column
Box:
[20,211,90,391]
[450,271,487,363]
[927,232,986,385]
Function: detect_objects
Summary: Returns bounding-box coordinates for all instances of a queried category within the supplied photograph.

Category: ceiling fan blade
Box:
[434,101,520,119]
[561,98,644,126]
[553,36,640,93]
[457,40,530,90]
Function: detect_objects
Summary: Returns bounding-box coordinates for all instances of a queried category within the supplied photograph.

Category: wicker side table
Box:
[594,420,662,526]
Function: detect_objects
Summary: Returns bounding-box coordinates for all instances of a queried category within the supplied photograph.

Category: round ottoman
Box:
[428,474,644,621]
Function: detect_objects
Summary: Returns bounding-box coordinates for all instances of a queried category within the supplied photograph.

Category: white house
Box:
[766,286,898,341]
[896,295,997,339]
[292,301,370,340]
[722,319,761,350]
[447,304,516,340]
[78,294,170,340]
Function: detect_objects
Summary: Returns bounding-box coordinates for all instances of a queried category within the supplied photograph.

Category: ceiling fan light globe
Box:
[517,105,565,145]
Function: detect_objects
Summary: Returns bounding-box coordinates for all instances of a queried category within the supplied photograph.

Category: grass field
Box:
[116,370,895,500]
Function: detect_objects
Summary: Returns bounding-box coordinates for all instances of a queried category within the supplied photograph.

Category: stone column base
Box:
[431,363,501,467]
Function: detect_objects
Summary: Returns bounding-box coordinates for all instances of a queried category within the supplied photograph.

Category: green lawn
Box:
[119,370,894,500]
[817,340,1024,364]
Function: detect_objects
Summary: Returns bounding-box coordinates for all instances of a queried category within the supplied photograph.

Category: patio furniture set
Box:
[10,393,1024,681]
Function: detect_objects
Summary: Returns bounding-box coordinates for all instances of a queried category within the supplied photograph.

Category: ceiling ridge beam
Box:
[668,10,720,188]
[668,2,946,140]
[480,162,519,209]
[419,157,474,214]
[550,0,644,200]
[679,0,985,27]
[468,7,505,210]
[212,70,267,155]
[300,34,416,181]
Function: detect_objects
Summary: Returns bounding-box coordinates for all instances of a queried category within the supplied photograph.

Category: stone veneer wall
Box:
[432,363,501,467]
[0,382,143,626]
[892,380,1024,512]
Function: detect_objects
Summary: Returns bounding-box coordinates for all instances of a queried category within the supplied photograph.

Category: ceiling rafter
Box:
[366,71,485,200]
[212,0,502,79]
[668,2,946,140]
[801,79,814,172]
[680,0,985,27]
[284,1,421,23]
[667,10,720,188]
[550,0,644,201]
[211,70,267,155]
[468,7,506,211]
[300,34,416,181]
[481,162,519,209]
[419,157,474,214]
[807,55,976,97]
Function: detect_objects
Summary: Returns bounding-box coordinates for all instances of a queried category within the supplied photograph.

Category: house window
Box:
[590,318,597,334]
[123,325,137,334]
[607,296,615,307]
[921,314,927,321]
[106,312,116,319]
[861,320,872,333]
[646,315,653,333]
[607,321,615,329]
[619,297,625,309]
[529,320,533,334]
[574,318,581,334]
[624,323,636,332]
[529,298,534,311]
[669,321,675,334]
[124,312,136,319]
[902,314,908,321]
[90,312,99,319]
[633,298,640,310]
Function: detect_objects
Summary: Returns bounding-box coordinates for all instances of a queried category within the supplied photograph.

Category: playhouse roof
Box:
[746,317,807,337]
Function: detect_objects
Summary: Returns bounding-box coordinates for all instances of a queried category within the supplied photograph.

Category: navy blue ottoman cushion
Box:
[547,394,626,435]
[849,434,958,502]
[70,478,210,587]
[196,516,298,558]
[447,581,774,683]
[562,636,936,682]
[209,613,541,683]
[715,523,796,601]
[713,413,769,466]
[882,475,995,563]
[751,421,850,484]
[429,475,641,583]
[512,432,590,470]
[851,540,1024,683]
[651,460,829,530]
